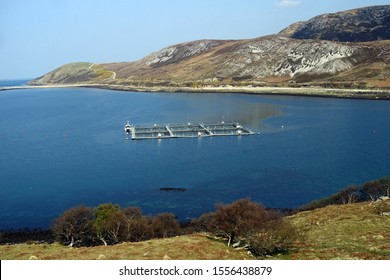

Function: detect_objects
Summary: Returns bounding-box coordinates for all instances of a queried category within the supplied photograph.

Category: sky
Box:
[1,0,389,79]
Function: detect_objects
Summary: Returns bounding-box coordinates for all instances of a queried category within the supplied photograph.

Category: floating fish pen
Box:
[124,121,255,140]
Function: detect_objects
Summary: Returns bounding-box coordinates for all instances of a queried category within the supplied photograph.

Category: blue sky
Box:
[1,0,389,79]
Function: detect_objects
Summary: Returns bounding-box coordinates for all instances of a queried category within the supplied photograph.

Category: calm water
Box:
[1,86,390,229]
[0,79,29,87]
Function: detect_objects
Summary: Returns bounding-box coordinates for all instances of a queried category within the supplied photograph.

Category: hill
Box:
[1,201,389,260]
[279,5,390,42]
[29,5,390,96]
[285,201,390,260]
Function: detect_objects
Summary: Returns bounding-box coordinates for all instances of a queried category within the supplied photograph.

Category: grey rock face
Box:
[279,5,390,42]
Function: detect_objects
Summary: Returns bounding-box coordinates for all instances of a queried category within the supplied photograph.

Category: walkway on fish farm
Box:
[124,121,255,140]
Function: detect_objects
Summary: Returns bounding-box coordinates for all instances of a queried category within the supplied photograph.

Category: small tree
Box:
[362,181,389,201]
[247,219,300,257]
[52,205,94,247]
[151,213,181,238]
[191,212,216,232]
[336,185,360,204]
[93,203,126,245]
[123,207,152,242]
[208,198,279,246]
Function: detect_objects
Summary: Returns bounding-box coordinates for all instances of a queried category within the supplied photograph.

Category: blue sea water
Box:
[0,79,29,87]
[0,86,390,229]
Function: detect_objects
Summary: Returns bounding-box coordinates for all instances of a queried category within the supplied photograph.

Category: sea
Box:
[1,80,390,229]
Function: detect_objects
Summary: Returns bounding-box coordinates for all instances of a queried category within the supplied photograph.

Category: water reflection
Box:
[173,93,281,129]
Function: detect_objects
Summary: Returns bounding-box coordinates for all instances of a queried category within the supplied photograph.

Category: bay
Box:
[0,87,389,229]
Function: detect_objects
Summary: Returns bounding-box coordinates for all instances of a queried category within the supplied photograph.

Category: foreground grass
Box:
[283,201,390,260]
[0,233,253,260]
[1,201,389,260]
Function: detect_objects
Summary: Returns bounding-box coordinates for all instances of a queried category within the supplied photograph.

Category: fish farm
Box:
[124,121,255,140]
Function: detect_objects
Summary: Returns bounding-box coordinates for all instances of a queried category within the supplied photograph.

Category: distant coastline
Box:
[1,83,390,100]
[22,5,390,102]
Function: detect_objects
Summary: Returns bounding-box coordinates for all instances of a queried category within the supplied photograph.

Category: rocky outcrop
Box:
[279,5,390,42]
[78,35,388,84]
[143,40,226,67]
[209,36,366,79]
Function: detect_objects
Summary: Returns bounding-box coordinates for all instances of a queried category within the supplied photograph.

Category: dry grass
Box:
[264,76,291,83]
[369,78,390,88]
[0,233,254,260]
[90,65,114,82]
[283,201,390,260]
[1,202,389,260]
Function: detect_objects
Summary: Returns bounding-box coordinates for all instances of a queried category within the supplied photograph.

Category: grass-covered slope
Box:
[30,62,97,85]
[285,201,390,260]
[0,233,254,260]
[1,201,389,260]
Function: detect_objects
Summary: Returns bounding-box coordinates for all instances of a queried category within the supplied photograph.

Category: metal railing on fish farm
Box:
[124,121,255,140]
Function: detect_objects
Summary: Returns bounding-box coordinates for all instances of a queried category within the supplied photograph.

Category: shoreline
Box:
[1,83,390,100]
